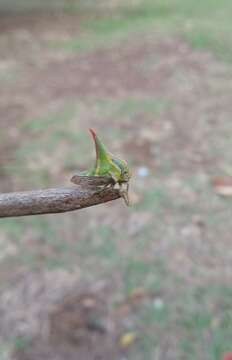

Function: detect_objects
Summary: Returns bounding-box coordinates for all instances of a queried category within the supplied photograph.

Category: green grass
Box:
[135,187,170,213]
[122,259,161,294]
[4,96,169,188]
[22,104,76,133]
[14,336,32,351]
[50,2,174,51]
[126,282,232,360]
[0,342,13,360]
[177,285,232,359]
[95,97,169,117]
[49,0,232,62]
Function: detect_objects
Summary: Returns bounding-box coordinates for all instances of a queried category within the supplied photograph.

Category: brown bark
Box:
[0,186,120,218]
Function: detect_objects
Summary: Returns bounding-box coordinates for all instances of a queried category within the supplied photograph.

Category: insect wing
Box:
[71,174,113,186]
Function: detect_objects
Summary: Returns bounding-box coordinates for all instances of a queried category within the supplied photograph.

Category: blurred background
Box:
[0,0,232,359]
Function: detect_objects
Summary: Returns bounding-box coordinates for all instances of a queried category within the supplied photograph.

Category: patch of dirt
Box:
[0,103,26,191]
[3,270,149,360]
[2,29,232,175]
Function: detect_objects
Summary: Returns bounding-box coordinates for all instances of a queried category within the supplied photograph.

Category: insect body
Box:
[71,128,131,205]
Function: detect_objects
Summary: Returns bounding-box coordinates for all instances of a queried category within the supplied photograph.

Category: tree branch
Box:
[0,186,121,218]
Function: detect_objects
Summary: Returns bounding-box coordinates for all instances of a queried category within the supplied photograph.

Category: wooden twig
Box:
[0,186,120,218]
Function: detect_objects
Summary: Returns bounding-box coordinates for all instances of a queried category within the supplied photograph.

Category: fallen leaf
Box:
[222,352,232,360]
[119,332,137,349]
[81,296,97,309]
[212,176,232,196]
[127,287,148,302]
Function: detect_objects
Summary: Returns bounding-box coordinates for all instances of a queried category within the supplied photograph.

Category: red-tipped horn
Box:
[89,128,97,140]
[89,128,98,159]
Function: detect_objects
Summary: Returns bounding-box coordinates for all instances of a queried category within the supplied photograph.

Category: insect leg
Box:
[119,182,130,206]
